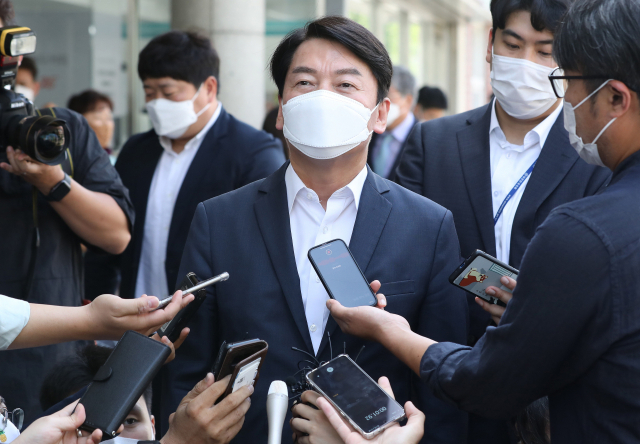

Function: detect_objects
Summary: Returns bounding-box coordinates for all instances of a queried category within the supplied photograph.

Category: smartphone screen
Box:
[307,355,405,435]
[308,239,377,308]
[452,254,518,302]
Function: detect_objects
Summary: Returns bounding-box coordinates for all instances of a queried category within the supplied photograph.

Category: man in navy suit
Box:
[396,1,610,441]
[84,31,285,302]
[165,16,468,444]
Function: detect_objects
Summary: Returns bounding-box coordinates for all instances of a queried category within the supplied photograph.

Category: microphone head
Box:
[268,380,288,397]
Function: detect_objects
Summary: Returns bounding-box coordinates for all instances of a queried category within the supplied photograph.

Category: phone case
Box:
[211,339,268,402]
[449,249,519,307]
[307,239,377,308]
[78,331,171,439]
[306,355,406,439]
[158,272,208,342]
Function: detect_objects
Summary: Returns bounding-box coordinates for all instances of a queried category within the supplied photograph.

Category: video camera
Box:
[0,26,69,165]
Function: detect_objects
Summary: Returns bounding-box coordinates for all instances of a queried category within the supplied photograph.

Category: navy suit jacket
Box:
[163,162,469,443]
[395,103,611,345]
[84,108,286,300]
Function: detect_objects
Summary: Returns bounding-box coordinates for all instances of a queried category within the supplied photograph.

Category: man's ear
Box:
[150,415,156,435]
[608,80,633,118]
[204,76,218,101]
[373,97,391,134]
[486,28,494,65]
[33,82,40,97]
[275,96,284,131]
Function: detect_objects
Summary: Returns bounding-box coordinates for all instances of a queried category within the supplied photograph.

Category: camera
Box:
[0,26,69,165]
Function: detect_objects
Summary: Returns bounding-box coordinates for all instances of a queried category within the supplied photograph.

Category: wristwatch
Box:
[45,172,71,202]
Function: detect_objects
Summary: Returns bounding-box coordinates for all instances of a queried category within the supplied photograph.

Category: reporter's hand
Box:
[161,373,253,444]
[290,391,342,444]
[326,280,410,344]
[83,290,194,340]
[315,377,424,444]
[0,146,66,194]
[12,401,102,444]
[475,276,517,325]
[151,327,190,364]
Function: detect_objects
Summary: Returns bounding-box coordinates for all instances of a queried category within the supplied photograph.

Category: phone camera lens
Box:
[327,367,334,373]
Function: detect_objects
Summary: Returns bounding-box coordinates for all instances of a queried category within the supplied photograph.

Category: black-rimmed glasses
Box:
[548,67,612,99]
[0,405,24,432]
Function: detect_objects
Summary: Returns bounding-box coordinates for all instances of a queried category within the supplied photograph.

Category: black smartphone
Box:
[449,250,519,307]
[211,339,268,403]
[308,239,377,308]
[157,272,207,342]
[306,354,405,439]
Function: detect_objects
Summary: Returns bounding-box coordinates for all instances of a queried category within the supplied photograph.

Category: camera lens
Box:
[35,125,66,161]
[4,115,70,165]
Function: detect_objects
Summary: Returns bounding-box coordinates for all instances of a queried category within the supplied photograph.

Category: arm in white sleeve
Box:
[0,295,30,350]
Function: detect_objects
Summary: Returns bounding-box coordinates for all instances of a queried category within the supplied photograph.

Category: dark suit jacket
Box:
[396,103,610,345]
[84,108,286,300]
[163,162,469,443]
[367,117,419,180]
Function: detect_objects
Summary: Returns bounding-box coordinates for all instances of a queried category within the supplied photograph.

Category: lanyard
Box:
[493,160,537,226]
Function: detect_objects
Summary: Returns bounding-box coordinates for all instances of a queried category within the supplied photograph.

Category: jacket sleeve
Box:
[415,210,469,444]
[394,123,425,194]
[160,203,219,432]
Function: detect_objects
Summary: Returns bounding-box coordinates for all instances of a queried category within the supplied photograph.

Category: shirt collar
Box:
[389,112,416,142]
[158,102,222,154]
[489,98,563,151]
[285,163,368,214]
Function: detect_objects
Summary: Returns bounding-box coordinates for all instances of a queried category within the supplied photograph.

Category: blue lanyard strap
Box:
[493,160,537,226]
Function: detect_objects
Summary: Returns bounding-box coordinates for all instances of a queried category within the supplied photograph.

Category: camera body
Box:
[0,26,69,165]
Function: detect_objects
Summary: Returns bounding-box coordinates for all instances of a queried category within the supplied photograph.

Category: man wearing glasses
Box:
[0,396,23,442]
[395,0,611,441]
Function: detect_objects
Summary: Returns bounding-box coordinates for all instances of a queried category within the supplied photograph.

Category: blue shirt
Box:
[421,150,640,443]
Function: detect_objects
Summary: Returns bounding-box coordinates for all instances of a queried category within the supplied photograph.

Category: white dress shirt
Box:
[0,295,30,350]
[285,164,368,354]
[490,99,563,264]
[135,103,222,299]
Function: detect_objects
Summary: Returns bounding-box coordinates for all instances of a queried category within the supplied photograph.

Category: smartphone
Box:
[157,272,227,342]
[306,354,406,439]
[449,250,518,307]
[307,239,377,308]
[211,338,268,402]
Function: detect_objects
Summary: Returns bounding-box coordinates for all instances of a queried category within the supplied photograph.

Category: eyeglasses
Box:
[548,67,612,99]
[0,405,24,432]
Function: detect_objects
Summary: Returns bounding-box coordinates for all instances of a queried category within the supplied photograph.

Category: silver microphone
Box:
[267,380,289,444]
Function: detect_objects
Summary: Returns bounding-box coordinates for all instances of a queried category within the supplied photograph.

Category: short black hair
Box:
[0,0,14,26]
[40,344,153,416]
[417,86,448,110]
[19,56,37,81]
[554,0,640,95]
[138,31,220,91]
[490,0,572,40]
[270,16,392,104]
[67,89,114,114]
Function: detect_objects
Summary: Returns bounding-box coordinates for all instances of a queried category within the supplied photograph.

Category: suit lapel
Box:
[456,104,496,256]
[254,162,314,352]
[316,168,392,358]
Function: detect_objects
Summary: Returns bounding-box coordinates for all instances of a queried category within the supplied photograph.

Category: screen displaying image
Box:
[453,255,518,300]
[309,356,405,434]
[309,240,376,308]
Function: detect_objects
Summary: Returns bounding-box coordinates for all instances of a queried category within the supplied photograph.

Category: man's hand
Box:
[290,391,343,444]
[0,146,65,194]
[326,280,410,344]
[151,327,190,364]
[12,401,102,444]
[475,276,517,325]
[82,290,195,340]
[315,377,425,444]
[161,373,253,444]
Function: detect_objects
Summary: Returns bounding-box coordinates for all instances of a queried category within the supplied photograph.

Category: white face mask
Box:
[490,49,558,120]
[563,79,616,168]
[14,85,35,102]
[282,89,379,160]
[386,103,401,127]
[146,84,210,139]
[0,419,21,442]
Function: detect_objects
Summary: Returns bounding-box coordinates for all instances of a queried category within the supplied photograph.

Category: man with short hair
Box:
[166,16,468,444]
[414,86,447,122]
[368,65,417,180]
[15,57,39,103]
[329,1,640,442]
